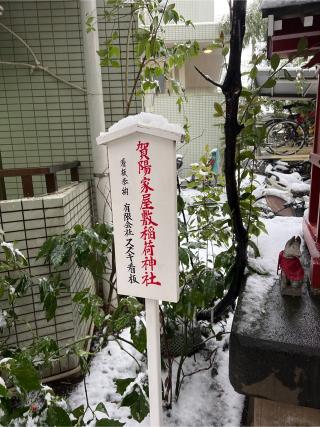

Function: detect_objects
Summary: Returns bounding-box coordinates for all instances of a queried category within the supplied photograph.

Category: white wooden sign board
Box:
[98,125,180,303]
[97,118,183,427]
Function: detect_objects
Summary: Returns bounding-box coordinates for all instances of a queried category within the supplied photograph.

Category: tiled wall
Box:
[146,90,224,176]
[0,182,95,378]
[0,0,141,200]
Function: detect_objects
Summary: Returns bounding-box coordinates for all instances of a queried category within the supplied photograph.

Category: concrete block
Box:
[0,201,22,212]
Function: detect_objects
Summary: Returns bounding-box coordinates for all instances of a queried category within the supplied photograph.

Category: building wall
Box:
[158,0,217,44]
[146,0,224,169]
[147,90,224,174]
[0,182,94,378]
[185,52,223,90]
[0,0,140,200]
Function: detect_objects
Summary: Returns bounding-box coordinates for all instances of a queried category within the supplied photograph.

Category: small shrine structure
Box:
[263,0,320,293]
[229,2,320,426]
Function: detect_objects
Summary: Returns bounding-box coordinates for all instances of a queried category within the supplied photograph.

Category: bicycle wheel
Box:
[265,120,305,155]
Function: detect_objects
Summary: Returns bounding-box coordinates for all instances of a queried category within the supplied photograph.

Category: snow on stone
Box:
[106,112,184,136]
[238,216,303,333]
[291,182,310,194]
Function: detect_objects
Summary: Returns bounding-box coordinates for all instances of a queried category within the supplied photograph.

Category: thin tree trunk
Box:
[197,0,247,321]
[216,0,248,318]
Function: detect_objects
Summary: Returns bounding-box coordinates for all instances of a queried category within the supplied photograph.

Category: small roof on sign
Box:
[261,0,320,18]
[97,112,185,146]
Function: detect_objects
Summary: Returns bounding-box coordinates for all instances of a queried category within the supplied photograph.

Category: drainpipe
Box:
[80,0,109,224]
[80,0,113,306]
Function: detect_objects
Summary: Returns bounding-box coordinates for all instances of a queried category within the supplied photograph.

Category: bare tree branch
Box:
[194,65,223,89]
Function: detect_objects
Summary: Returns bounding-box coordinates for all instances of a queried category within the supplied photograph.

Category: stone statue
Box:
[277,236,304,296]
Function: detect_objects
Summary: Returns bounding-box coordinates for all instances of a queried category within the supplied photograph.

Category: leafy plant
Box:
[96,0,200,139]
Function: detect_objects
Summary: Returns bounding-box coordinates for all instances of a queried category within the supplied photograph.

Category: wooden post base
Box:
[253,397,320,426]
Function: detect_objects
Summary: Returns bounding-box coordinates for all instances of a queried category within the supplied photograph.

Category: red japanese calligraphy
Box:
[137,141,161,287]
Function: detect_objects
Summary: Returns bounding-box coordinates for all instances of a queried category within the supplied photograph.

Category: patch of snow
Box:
[165,316,244,427]
[254,186,292,203]
[180,188,201,205]
[69,329,147,426]
[0,309,7,329]
[106,112,184,136]
[1,241,26,260]
[69,322,244,427]
[291,182,310,194]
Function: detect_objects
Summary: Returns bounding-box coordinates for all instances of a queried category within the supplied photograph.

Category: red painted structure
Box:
[303,74,320,292]
[261,1,320,291]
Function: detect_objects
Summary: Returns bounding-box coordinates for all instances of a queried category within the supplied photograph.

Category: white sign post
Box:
[97,113,183,427]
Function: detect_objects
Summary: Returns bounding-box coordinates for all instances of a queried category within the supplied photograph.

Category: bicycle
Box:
[264,102,315,156]
[254,165,309,217]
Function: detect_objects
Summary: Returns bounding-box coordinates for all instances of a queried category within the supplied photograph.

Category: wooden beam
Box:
[0,161,81,177]
[70,166,80,182]
[0,151,7,201]
[45,173,58,194]
[21,175,34,198]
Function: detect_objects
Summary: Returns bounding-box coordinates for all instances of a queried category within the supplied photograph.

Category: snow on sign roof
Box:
[261,0,320,17]
[97,112,185,146]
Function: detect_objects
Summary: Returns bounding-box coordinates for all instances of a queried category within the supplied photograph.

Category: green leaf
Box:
[47,406,72,427]
[179,247,189,267]
[10,357,40,393]
[283,69,295,81]
[115,378,134,395]
[249,66,257,80]
[96,419,124,427]
[0,383,8,398]
[122,389,149,423]
[96,402,109,416]
[297,37,308,54]
[248,240,260,258]
[214,102,224,117]
[270,53,280,71]
[238,150,255,161]
[39,276,61,321]
[72,404,84,420]
[222,46,229,57]
[262,78,276,88]
[177,195,185,213]
[131,320,146,353]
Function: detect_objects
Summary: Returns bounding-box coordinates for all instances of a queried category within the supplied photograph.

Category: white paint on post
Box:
[97,113,183,427]
[80,0,109,224]
[268,14,274,37]
[145,299,162,427]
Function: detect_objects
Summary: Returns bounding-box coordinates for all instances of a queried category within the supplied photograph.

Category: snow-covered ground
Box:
[69,170,306,427]
[69,318,244,427]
